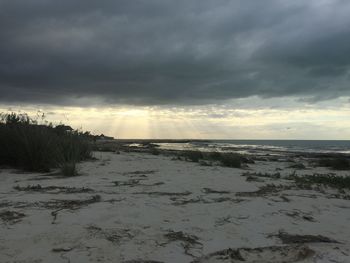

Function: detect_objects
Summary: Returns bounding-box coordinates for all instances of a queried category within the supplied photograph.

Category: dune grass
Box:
[0,113,92,173]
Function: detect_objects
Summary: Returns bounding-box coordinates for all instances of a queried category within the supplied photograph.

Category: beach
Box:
[0,148,349,263]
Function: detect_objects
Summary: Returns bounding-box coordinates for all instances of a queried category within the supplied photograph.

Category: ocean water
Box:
[156,140,350,155]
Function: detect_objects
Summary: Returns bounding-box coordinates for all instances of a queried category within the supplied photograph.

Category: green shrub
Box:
[0,113,92,172]
[0,123,61,171]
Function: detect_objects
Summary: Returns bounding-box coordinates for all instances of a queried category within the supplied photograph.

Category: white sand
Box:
[0,151,349,262]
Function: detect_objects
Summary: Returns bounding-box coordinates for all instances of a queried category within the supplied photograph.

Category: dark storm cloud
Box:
[0,0,350,105]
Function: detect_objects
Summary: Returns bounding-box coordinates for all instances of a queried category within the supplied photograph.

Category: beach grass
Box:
[0,113,92,172]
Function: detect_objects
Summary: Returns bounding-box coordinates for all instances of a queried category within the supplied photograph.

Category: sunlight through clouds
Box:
[1,96,350,139]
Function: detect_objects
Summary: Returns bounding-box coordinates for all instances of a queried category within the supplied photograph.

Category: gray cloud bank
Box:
[1,0,350,105]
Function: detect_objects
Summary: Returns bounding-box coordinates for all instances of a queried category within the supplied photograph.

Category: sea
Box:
[154,140,350,155]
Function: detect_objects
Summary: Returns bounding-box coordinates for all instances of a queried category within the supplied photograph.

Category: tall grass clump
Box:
[0,113,92,173]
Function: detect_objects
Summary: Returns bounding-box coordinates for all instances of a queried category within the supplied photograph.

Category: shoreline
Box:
[96,139,350,160]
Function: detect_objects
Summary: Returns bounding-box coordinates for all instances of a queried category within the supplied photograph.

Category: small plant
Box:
[208,151,222,161]
[150,148,160,155]
[206,152,244,168]
[219,153,242,168]
[60,162,78,177]
[181,150,204,162]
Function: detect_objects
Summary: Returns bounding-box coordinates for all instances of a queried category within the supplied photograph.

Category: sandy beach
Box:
[2,0,350,262]
[1,149,349,263]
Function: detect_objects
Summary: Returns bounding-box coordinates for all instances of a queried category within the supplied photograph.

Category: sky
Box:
[1,0,350,139]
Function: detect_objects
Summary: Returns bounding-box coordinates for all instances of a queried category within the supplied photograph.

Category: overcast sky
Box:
[1,0,349,138]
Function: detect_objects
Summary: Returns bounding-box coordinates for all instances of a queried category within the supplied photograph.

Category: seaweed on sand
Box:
[123,261,164,263]
[236,184,294,197]
[0,210,26,224]
[46,195,101,224]
[134,191,192,197]
[86,225,134,245]
[14,184,94,194]
[201,188,230,194]
[272,231,339,244]
[164,230,202,257]
[191,245,314,263]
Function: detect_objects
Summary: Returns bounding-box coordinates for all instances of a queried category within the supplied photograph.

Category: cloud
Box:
[0,0,350,106]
